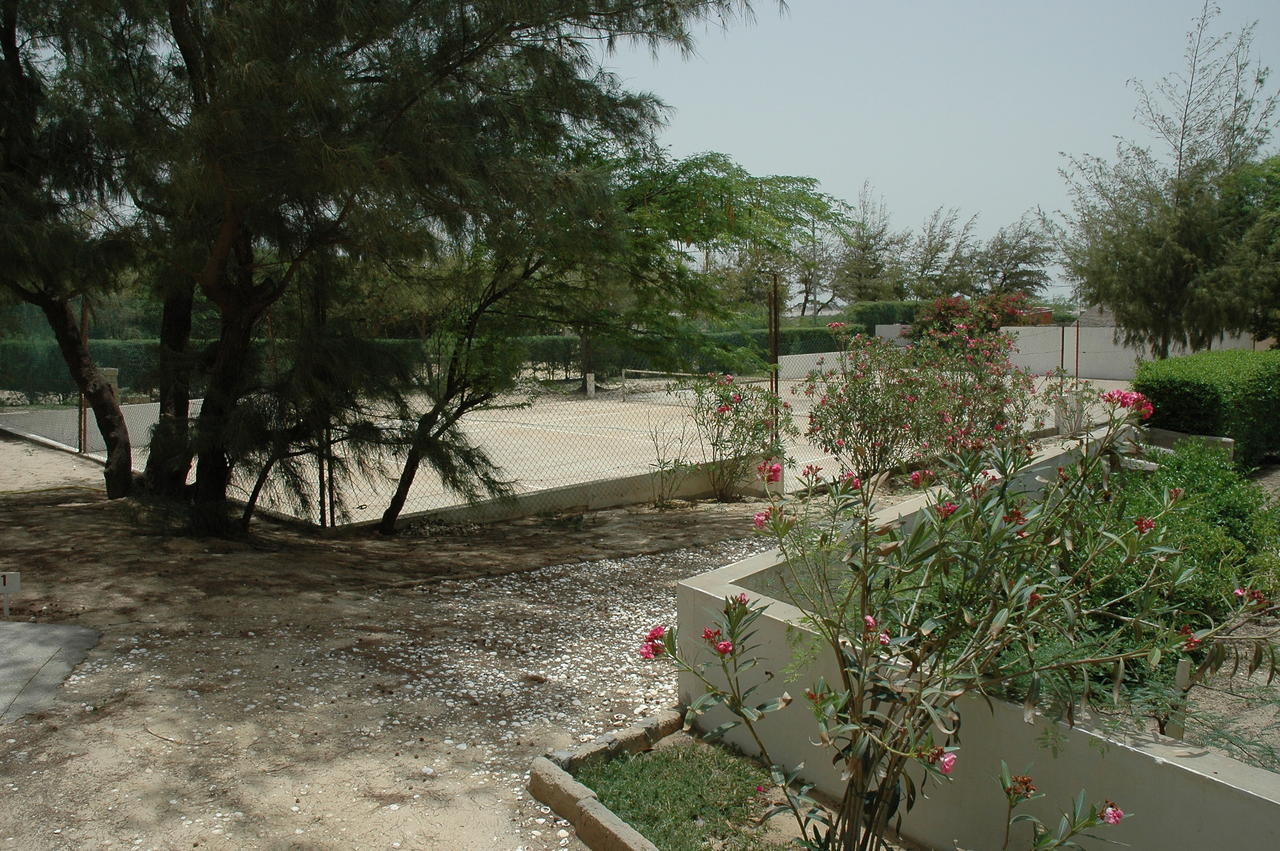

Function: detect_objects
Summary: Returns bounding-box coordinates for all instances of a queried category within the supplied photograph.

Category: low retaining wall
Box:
[871,325,1258,381]
[345,459,770,528]
[675,437,1280,849]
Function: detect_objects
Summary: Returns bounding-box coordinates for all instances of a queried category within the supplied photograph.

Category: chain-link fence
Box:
[0,372,836,528]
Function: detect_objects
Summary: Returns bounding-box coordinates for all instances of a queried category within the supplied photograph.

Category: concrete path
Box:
[0,621,99,723]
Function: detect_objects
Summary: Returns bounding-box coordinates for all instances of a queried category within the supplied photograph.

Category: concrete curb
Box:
[528,709,683,851]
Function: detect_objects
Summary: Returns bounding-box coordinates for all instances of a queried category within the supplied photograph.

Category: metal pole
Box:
[1074,320,1081,378]
[768,272,781,449]
[318,450,327,527]
[325,427,335,527]
[78,297,89,453]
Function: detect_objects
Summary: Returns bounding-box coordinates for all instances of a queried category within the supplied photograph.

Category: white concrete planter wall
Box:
[676,438,1280,850]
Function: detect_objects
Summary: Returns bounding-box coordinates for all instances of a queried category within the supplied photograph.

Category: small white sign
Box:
[1,571,16,618]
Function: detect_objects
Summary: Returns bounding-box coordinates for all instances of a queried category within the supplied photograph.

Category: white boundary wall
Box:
[871,325,1259,381]
[676,438,1280,850]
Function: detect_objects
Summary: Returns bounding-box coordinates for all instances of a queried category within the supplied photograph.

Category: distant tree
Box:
[700,166,847,316]
[973,215,1053,297]
[1058,2,1279,357]
[833,183,909,302]
[903,206,979,299]
[1217,154,1280,338]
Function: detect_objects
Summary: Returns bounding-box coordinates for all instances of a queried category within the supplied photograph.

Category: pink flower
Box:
[737,592,748,605]
[841,471,861,489]
[1235,587,1247,598]
[701,627,721,642]
[756,460,781,482]
[638,639,665,659]
[826,321,846,330]
[731,393,742,403]
[938,752,956,775]
[1134,516,1155,534]
[1101,802,1124,825]
[878,632,891,646]
[646,625,667,641]
[755,784,766,792]
[715,640,734,656]
[723,374,734,384]
[1101,389,1153,420]
[936,502,959,518]
[752,510,771,530]
[716,404,731,414]
[802,463,822,479]
[863,615,877,631]
[834,438,845,448]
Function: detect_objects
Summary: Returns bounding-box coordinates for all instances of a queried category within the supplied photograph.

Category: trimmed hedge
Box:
[841,300,921,333]
[1133,349,1280,466]
[0,339,172,395]
[0,326,847,396]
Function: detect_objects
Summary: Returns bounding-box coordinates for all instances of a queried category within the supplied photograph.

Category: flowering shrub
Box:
[645,393,1278,850]
[801,326,1036,478]
[912,293,1030,338]
[682,373,795,500]
[999,762,1125,850]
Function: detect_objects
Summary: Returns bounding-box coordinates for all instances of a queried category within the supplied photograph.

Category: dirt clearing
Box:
[0,435,770,850]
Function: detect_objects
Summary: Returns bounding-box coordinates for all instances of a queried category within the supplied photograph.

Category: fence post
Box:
[767,271,781,449]
[77,296,89,453]
[1166,657,1192,740]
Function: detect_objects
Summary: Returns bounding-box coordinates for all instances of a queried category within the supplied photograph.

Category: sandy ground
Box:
[0,434,107,493]
[0,433,777,850]
[2,431,1276,851]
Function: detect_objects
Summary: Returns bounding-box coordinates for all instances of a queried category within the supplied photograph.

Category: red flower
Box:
[714,640,734,656]
[701,627,721,643]
[936,502,959,518]
[1134,516,1155,534]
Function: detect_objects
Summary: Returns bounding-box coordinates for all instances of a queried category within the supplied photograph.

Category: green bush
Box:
[840,300,921,334]
[1105,441,1280,621]
[0,327,844,396]
[0,339,171,395]
[1134,349,1280,466]
[514,334,578,377]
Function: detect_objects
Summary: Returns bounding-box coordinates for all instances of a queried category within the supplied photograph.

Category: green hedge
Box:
[0,326,848,396]
[1133,349,1280,466]
[0,339,172,395]
[841,300,921,334]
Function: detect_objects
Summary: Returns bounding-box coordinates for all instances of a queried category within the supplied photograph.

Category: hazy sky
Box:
[600,0,1280,271]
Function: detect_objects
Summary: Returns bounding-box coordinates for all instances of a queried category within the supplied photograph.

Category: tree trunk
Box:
[378,443,423,535]
[190,310,256,534]
[37,297,133,497]
[378,409,440,534]
[144,281,195,496]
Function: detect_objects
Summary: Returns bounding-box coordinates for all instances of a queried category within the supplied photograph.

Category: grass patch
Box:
[575,741,781,851]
